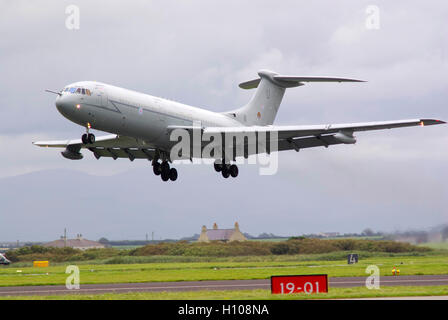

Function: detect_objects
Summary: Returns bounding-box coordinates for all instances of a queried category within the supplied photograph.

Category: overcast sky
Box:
[0,1,447,242]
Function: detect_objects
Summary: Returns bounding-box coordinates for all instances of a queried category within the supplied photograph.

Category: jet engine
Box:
[333,131,356,144]
[61,145,83,160]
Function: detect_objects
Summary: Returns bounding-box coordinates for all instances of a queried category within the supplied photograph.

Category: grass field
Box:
[419,242,448,250]
[1,286,448,300]
[1,252,447,287]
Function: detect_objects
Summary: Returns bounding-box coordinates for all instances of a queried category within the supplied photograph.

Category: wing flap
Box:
[204,119,445,140]
[88,147,155,160]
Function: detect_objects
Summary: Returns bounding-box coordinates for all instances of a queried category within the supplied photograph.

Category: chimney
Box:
[213,223,218,230]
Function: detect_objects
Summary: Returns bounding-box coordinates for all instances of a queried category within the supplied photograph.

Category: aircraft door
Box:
[94,86,108,107]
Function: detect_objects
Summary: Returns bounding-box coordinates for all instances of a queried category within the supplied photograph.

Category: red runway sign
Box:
[271,275,328,294]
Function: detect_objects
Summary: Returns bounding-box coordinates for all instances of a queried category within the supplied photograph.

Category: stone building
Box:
[197,222,247,242]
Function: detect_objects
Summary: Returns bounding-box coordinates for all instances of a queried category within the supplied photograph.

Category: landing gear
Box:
[152,157,178,182]
[81,133,95,144]
[215,160,238,179]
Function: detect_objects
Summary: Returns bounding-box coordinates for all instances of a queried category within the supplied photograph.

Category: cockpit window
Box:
[65,87,92,95]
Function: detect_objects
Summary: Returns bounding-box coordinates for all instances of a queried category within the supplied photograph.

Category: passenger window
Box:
[76,88,81,94]
[70,88,76,93]
[82,88,86,95]
[86,89,91,96]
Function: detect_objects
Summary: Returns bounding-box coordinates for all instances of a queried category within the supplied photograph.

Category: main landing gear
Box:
[153,160,178,182]
[214,161,239,179]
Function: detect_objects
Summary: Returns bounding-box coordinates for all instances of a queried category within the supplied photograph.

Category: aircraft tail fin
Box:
[232,69,365,126]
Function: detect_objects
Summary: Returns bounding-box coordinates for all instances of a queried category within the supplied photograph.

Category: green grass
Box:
[418,242,448,250]
[1,286,448,300]
[0,253,447,287]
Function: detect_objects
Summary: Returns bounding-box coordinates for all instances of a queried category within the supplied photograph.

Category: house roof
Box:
[206,229,235,241]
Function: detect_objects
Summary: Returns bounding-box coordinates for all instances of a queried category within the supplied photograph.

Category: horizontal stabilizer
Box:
[239,70,365,89]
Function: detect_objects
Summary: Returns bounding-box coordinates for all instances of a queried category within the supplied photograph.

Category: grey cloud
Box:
[0,1,447,241]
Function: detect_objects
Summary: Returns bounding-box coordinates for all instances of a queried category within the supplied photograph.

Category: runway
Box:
[0,275,447,296]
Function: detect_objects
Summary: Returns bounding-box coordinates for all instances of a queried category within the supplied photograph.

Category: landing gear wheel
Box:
[214,161,223,172]
[81,134,88,144]
[169,168,178,181]
[161,161,170,181]
[221,166,230,178]
[153,162,161,175]
[161,161,170,174]
[161,171,170,181]
[87,133,95,144]
[229,164,238,178]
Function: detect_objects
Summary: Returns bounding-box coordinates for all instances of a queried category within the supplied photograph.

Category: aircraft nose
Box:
[55,96,65,112]
[55,96,62,109]
[55,95,72,116]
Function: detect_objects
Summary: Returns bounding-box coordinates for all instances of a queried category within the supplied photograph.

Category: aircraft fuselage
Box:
[55,81,242,150]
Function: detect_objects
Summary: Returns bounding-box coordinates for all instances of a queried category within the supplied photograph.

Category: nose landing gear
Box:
[81,124,95,144]
[81,133,95,144]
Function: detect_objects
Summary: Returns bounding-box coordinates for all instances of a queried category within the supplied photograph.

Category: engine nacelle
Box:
[61,147,83,160]
[334,131,356,144]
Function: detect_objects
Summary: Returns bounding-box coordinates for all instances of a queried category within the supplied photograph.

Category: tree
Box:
[362,228,375,237]
[98,237,109,244]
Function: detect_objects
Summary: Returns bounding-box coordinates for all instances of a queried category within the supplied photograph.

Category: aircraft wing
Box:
[203,118,445,152]
[33,135,156,161]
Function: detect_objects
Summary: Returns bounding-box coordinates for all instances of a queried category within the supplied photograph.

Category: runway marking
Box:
[0,283,271,295]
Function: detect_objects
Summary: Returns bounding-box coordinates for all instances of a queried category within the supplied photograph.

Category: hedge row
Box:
[4,239,430,262]
[131,238,430,257]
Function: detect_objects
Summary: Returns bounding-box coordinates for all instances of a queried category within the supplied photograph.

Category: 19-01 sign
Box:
[271,275,328,294]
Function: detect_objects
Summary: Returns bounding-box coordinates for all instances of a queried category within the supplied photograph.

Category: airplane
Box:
[34,69,445,182]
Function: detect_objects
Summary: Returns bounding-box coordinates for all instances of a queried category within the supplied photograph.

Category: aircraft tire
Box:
[88,133,95,144]
[153,162,161,175]
[161,161,170,173]
[169,168,178,181]
[221,167,230,178]
[229,164,238,178]
[161,171,170,181]
[81,134,88,144]
[214,161,222,172]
